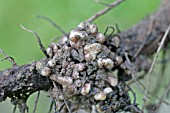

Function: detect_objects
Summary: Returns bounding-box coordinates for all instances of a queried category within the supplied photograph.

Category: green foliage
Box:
[0,0,160,113]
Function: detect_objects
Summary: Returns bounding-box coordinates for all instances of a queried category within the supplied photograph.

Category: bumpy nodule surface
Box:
[36,22,139,113]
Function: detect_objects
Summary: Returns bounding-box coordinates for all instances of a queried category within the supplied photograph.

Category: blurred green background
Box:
[0,0,162,113]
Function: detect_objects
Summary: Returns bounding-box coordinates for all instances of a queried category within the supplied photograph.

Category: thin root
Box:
[104,26,115,38]
[143,25,170,111]
[48,100,53,113]
[86,0,126,22]
[37,15,67,36]
[33,91,41,113]
[95,0,114,6]
[20,24,48,57]
[0,48,17,67]
[123,49,144,93]
[13,105,17,113]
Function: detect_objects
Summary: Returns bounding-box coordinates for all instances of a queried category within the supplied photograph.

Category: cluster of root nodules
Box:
[36,22,140,113]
